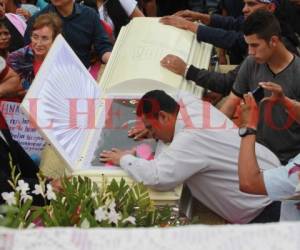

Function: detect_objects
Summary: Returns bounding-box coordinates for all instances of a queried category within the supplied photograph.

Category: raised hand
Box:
[260,82,285,103]
[240,93,259,129]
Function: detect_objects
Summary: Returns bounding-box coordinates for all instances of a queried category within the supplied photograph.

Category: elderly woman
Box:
[7,12,62,95]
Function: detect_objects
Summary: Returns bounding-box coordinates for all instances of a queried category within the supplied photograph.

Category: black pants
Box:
[249,201,281,223]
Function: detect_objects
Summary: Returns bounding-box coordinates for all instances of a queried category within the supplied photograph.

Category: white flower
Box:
[20,193,33,203]
[16,180,30,195]
[91,192,97,199]
[108,200,116,211]
[1,192,16,206]
[95,207,107,222]
[80,218,90,229]
[107,208,121,225]
[27,223,36,229]
[32,184,44,197]
[46,184,56,201]
[122,216,136,225]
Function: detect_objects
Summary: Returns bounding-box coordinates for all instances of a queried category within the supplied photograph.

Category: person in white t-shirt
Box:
[100,90,282,224]
[238,87,300,221]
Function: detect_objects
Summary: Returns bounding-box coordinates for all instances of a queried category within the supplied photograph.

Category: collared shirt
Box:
[24,3,113,68]
[120,92,280,224]
[264,154,300,221]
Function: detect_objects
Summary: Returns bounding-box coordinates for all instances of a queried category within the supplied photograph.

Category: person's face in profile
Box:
[142,111,176,144]
[243,0,275,18]
[245,33,275,64]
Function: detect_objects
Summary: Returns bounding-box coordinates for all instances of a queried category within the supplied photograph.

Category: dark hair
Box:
[136,90,180,119]
[32,13,62,40]
[0,20,10,58]
[0,19,8,30]
[243,9,281,41]
[80,0,98,12]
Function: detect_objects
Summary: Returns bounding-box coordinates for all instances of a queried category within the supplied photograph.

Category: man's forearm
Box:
[0,70,22,98]
[238,135,267,195]
[283,96,300,124]
[186,65,238,95]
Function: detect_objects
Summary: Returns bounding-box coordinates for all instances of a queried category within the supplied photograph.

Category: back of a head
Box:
[137,90,179,118]
[0,19,8,30]
[243,9,281,41]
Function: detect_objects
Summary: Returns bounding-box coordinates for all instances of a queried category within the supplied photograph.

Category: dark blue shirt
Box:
[196,14,246,64]
[24,3,113,68]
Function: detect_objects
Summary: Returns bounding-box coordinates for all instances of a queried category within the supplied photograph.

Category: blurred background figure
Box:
[0,20,10,59]
[0,0,25,52]
[80,0,144,41]
[5,0,40,21]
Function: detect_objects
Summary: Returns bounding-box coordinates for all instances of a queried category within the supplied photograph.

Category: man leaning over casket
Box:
[100,90,282,224]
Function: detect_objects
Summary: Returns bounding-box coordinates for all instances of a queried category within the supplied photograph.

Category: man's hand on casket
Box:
[173,10,211,25]
[128,127,152,140]
[159,16,198,33]
[100,148,136,166]
[160,54,186,76]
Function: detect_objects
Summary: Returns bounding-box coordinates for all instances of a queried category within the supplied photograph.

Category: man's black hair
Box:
[136,90,180,118]
[243,9,281,41]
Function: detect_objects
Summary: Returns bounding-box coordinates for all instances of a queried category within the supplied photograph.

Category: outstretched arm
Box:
[238,93,267,195]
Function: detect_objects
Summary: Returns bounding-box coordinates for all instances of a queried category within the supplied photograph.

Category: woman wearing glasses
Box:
[7,12,61,97]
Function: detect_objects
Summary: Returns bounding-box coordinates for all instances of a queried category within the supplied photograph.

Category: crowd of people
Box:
[0,0,300,223]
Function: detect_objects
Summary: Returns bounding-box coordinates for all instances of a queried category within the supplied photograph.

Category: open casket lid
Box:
[99,17,213,97]
[21,35,103,171]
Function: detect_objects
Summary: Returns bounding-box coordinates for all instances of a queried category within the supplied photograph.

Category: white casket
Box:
[99,17,212,97]
[21,18,213,206]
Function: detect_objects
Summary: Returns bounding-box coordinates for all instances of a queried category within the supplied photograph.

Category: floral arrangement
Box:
[0,160,175,228]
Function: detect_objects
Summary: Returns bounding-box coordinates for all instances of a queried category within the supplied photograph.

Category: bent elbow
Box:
[239,181,256,194]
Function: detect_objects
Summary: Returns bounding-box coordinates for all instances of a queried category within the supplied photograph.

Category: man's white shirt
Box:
[120,92,281,223]
[264,154,300,221]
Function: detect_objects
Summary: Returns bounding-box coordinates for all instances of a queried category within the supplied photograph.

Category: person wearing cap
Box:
[160,0,299,65]
[159,0,298,107]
